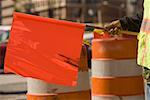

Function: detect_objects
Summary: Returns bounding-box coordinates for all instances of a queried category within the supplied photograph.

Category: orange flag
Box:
[4,12,85,86]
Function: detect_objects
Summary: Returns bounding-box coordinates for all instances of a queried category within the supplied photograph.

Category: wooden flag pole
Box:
[86,24,107,31]
[86,24,138,36]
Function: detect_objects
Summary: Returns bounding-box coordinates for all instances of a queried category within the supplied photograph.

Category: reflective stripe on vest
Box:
[138,0,150,68]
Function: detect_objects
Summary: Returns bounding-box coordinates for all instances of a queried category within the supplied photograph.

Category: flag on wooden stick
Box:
[4,12,85,86]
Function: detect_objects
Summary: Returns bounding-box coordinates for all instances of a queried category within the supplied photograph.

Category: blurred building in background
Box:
[1,0,14,25]
[0,0,144,25]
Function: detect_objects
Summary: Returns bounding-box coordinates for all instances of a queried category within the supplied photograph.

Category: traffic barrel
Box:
[27,71,90,100]
[27,45,90,100]
[91,37,145,100]
[27,78,57,100]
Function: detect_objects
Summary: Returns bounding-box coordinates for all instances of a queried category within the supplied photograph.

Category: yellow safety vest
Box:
[138,0,150,69]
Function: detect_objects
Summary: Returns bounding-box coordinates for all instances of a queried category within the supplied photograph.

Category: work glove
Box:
[104,20,122,35]
[143,67,150,80]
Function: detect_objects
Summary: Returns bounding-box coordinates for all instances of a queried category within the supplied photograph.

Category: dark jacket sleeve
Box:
[119,12,143,32]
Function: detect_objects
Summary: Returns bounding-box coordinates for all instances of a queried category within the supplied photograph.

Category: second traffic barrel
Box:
[27,71,90,100]
[92,37,145,100]
[27,45,90,100]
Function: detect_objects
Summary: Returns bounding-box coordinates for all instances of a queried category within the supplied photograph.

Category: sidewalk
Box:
[0,74,27,100]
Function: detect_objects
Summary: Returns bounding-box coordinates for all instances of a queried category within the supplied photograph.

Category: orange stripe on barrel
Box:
[92,76,144,96]
[27,90,91,100]
[27,94,57,100]
[92,38,137,59]
[57,90,91,100]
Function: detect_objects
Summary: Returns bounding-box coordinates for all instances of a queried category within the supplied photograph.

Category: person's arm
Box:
[120,12,143,32]
[105,11,143,34]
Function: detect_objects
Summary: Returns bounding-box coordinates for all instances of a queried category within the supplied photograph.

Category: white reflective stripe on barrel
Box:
[27,78,50,94]
[55,71,90,93]
[92,95,145,100]
[27,71,90,94]
[92,59,142,77]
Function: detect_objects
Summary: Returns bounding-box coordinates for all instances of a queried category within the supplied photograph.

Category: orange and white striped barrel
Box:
[91,37,145,100]
[27,78,57,100]
[27,45,90,100]
[27,71,90,100]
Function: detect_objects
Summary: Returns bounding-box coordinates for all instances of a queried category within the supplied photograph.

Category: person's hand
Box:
[104,20,122,35]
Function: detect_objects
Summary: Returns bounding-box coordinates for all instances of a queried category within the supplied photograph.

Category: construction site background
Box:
[0,0,143,25]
